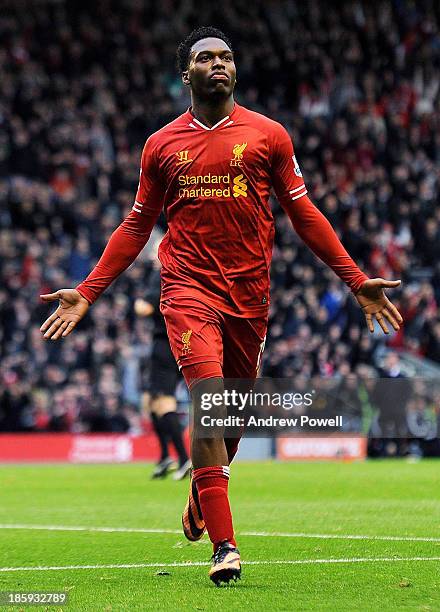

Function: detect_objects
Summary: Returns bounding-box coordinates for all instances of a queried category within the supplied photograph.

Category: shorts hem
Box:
[179,360,223,391]
[177,357,221,371]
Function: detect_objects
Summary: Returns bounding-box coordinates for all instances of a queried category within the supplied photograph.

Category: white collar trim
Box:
[191,115,232,131]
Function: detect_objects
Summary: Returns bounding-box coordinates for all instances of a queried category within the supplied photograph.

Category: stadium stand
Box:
[1,0,439,440]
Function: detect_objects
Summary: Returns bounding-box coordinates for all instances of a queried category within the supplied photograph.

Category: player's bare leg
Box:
[190,377,228,467]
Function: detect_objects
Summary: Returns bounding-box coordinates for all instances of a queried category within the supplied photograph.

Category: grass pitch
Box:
[0,460,439,611]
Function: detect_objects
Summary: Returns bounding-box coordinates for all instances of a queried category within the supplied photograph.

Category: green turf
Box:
[0,460,439,611]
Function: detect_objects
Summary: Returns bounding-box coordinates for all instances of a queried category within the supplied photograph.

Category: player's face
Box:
[183,37,236,99]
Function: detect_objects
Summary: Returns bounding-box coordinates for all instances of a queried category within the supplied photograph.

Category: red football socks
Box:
[192,466,236,551]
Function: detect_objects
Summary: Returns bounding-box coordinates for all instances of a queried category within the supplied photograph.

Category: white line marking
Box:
[1,557,440,573]
[0,525,181,535]
[241,531,440,543]
[1,524,439,543]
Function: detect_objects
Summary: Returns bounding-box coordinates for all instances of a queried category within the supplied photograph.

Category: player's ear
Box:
[182,71,190,85]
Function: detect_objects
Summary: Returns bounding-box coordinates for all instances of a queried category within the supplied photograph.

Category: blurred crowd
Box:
[1,0,440,433]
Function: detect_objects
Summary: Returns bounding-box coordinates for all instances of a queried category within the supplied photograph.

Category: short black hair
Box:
[176,27,233,74]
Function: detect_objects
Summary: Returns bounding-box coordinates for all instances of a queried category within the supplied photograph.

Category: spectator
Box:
[0,0,439,431]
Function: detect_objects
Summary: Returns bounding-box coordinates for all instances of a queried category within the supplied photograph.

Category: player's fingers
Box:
[365,313,374,333]
[61,321,77,337]
[40,291,61,302]
[383,307,400,331]
[51,320,70,341]
[375,313,389,334]
[379,279,401,289]
[384,297,403,323]
[40,311,59,332]
[43,318,64,339]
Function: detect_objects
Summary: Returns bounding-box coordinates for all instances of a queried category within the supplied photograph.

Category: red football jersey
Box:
[134,103,309,316]
[77,103,367,313]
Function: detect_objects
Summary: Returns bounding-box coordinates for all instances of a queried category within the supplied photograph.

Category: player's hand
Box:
[40,289,90,340]
[355,278,403,334]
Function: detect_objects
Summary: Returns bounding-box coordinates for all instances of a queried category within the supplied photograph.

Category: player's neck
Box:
[190,96,235,128]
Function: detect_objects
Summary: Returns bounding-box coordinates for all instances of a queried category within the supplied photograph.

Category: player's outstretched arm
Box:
[40,289,90,340]
[354,278,403,334]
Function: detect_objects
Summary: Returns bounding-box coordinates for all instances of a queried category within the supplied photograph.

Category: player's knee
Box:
[191,376,226,416]
[191,437,226,466]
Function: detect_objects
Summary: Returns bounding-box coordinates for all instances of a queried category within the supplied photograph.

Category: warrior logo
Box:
[176,150,193,166]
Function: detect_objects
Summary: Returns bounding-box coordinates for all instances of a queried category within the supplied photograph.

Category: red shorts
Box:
[160,296,267,390]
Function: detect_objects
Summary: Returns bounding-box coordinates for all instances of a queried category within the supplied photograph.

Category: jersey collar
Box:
[187,103,239,131]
